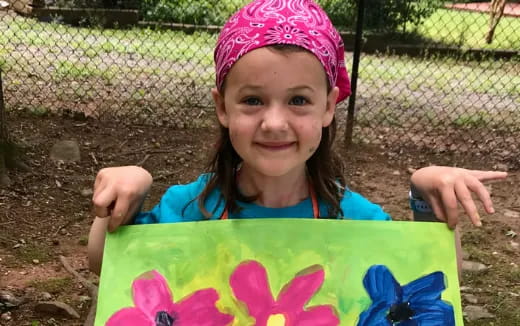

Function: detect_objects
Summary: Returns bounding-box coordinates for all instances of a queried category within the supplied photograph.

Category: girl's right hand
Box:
[92,166,153,232]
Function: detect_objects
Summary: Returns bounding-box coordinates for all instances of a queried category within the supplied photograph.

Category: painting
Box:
[95,219,463,325]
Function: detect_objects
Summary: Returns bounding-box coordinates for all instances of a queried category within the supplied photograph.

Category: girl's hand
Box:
[410,166,507,229]
[92,166,153,232]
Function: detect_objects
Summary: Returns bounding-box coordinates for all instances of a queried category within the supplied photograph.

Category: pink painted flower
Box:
[106,270,233,326]
[230,261,339,326]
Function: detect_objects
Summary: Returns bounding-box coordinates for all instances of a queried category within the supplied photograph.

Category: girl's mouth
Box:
[256,142,296,151]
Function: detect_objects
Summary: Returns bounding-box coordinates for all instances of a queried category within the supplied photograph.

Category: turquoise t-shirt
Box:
[134,174,391,224]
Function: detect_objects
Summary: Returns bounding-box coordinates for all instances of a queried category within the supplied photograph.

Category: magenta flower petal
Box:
[230,261,338,326]
[230,260,275,318]
[277,266,325,312]
[175,288,234,326]
[107,270,233,326]
[132,270,176,320]
[106,307,154,326]
[292,305,340,326]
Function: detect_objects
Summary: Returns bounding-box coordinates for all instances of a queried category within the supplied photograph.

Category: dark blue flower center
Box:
[155,311,176,326]
[387,302,414,323]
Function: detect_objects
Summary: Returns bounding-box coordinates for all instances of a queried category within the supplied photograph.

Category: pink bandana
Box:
[214,0,351,103]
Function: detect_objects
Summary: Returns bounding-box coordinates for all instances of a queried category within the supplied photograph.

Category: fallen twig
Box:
[59,255,98,326]
[154,169,182,182]
[53,221,72,236]
[118,139,128,149]
[136,154,150,167]
[89,152,98,165]
[119,147,177,157]
[118,145,156,156]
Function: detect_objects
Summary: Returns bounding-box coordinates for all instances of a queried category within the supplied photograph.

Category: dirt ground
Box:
[0,113,519,325]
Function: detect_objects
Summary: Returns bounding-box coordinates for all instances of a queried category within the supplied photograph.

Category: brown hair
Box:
[193,45,346,218]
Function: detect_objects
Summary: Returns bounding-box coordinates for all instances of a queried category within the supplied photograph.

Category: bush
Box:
[48,0,140,9]
[363,0,444,32]
[48,0,444,32]
[142,0,247,25]
[141,0,443,33]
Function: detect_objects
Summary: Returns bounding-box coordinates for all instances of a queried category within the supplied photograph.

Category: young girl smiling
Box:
[88,0,507,275]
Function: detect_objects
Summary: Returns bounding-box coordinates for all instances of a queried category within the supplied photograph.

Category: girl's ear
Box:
[212,88,229,128]
[322,86,339,127]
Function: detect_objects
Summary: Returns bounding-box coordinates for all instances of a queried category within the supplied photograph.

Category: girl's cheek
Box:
[313,123,323,146]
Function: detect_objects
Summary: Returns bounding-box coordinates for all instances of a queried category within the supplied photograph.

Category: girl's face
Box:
[212,47,339,178]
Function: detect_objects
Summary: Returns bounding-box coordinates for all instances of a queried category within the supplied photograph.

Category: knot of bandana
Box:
[214,0,351,103]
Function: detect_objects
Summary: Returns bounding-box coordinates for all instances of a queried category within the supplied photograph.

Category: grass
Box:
[0,16,216,66]
[15,244,52,264]
[29,277,73,294]
[359,54,520,96]
[357,51,520,130]
[413,8,520,51]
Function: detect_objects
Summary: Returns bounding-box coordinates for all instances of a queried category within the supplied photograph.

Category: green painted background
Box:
[96,219,463,325]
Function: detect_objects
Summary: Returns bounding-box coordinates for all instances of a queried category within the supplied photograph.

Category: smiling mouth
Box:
[256,142,296,151]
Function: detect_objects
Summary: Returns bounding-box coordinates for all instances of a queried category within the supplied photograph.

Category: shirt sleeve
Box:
[340,190,392,221]
[133,174,215,224]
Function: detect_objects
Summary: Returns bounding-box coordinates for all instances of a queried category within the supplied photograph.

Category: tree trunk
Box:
[486,0,507,44]
[0,69,11,186]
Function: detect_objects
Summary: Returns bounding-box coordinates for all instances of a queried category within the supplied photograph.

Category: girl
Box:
[88,0,507,275]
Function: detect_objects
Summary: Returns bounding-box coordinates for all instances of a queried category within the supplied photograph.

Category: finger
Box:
[425,194,446,222]
[468,170,508,183]
[466,176,495,214]
[440,187,459,229]
[93,169,106,192]
[107,194,131,232]
[454,180,481,227]
[92,187,116,218]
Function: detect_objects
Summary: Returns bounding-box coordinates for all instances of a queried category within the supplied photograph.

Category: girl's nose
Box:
[260,105,289,132]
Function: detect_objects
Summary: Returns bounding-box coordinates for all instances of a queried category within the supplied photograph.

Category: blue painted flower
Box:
[357,265,455,326]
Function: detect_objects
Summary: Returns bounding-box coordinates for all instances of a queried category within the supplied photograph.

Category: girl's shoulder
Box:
[340,188,391,221]
[134,174,222,224]
[162,173,212,199]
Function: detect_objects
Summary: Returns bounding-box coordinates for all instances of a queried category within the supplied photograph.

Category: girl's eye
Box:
[289,96,308,106]
[243,97,262,106]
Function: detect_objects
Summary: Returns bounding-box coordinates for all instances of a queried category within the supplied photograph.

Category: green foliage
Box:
[319,0,356,29]
[142,0,247,25]
[51,0,139,9]
[140,0,442,32]
[363,0,444,32]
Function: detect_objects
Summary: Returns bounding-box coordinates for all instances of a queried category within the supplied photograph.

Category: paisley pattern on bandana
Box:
[214,0,351,103]
[264,24,310,45]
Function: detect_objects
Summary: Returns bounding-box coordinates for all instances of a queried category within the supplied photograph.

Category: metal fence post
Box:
[345,0,365,149]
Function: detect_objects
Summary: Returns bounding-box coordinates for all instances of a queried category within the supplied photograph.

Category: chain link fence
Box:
[351,0,520,164]
[0,0,519,161]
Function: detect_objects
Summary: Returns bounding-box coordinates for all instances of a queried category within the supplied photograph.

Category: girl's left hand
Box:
[410,166,508,229]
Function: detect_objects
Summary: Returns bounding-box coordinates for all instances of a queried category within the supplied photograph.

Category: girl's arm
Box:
[87,217,109,275]
[88,166,153,274]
